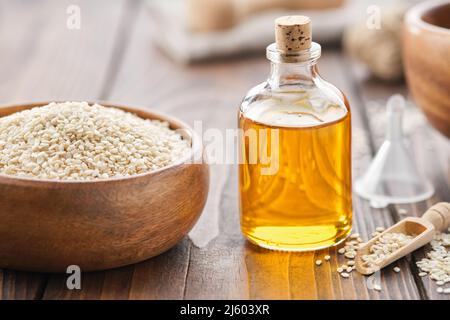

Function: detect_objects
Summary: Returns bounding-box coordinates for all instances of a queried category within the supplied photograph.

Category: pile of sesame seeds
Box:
[416,230,450,294]
[361,232,414,270]
[0,102,191,180]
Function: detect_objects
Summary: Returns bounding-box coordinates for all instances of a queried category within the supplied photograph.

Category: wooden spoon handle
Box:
[422,202,450,231]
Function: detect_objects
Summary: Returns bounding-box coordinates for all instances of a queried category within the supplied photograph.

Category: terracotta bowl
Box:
[0,102,209,272]
[403,0,450,138]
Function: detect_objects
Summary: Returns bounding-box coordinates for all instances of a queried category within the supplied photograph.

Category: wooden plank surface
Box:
[39,6,421,300]
[0,1,448,300]
[0,0,131,299]
[349,64,450,300]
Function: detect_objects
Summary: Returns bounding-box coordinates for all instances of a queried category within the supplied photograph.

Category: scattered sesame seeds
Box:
[361,232,414,271]
[341,227,450,295]
[324,255,331,261]
[416,230,450,285]
[315,259,322,266]
[398,208,408,216]
[373,284,382,292]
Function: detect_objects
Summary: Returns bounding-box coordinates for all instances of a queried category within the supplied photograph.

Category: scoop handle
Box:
[422,202,450,231]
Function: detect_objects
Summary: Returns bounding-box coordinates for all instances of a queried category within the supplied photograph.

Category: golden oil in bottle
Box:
[238,16,352,251]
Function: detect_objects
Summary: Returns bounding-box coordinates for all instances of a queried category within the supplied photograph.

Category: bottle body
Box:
[238,47,352,251]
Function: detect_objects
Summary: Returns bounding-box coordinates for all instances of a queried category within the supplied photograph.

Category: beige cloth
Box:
[147,0,369,63]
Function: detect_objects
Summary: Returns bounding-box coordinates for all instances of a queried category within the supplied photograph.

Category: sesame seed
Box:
[419,272,428,277]
[338,248,346,254]
[315,260,322,266]
[373,284,382,291]
[341,272,350,278]
[0,102,190,180]
[393,267,401,273]
[324,255,331,261]
[416,230,450,286]
[361,232,413,270]
[437,287,444,293]
[345,252,356,259]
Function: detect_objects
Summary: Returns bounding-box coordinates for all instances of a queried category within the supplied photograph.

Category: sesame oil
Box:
[238,16,352,251]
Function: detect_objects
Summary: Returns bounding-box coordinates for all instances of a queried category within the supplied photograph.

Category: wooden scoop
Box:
[356,202,450,275]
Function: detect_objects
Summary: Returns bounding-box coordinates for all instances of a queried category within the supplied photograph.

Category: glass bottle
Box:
[238,16,352,251]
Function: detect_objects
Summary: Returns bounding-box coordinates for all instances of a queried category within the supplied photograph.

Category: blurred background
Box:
[149,0,419,76]
[0,0,442,192]
[0,0,426,106]
[1,0,450,301]
[0,0,446,178]
[0,0,434,150]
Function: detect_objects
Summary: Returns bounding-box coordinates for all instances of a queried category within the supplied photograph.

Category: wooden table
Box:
[1,0,449,300]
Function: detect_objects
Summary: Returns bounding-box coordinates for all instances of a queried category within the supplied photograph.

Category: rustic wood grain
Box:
[43,240,191,300]
[393,131,450,300]
[404,2,450,138]
[0,270,47,300]
[41,5,420,299]
[349,61,450,300]
[0,0,131,297]
[0,103,208,273]
[114,23,422,297]
[2,0,448,300]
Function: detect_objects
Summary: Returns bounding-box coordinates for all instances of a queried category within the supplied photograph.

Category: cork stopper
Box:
[275,15,312,53]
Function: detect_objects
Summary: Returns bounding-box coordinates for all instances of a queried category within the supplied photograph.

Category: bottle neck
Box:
[268,61,318,89]
[265,42,321,90]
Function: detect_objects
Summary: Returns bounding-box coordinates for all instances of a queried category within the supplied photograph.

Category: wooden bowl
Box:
[0,102,209,272]
[403,0,450,138]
